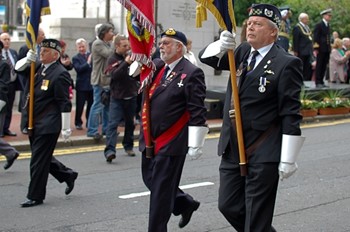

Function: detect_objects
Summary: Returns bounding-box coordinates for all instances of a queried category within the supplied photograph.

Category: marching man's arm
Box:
[187,126,209,160]
[15,50,37,72]
[278,134,305,180]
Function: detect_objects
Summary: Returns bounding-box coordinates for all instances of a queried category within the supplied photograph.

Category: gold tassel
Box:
[196,4,207,28]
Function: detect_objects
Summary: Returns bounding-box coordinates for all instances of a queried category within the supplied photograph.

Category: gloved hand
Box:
[187,147,203,160]
[0,100,6,111]
[26,50,37,63]
[219,30,236,51]
[279,134,305,181]
[279,162,298,181]
[187,126,209,160]
[61,128,72,142]
[61,112,71,142]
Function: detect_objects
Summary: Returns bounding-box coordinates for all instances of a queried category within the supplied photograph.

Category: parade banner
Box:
[24,0,50,134]
[195,0,247,176]
[25,0,50,50]
[117,0,155,90]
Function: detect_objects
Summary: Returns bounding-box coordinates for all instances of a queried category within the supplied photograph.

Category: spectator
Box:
[86,23,114,139]
[292,13,314,81]
[277,8,291,52]
[329,38,350,83]
[184,38,198,66]
[72,38,93,130]
[0,32,20,137]
[103,34,139,163]
[313,8,332,88]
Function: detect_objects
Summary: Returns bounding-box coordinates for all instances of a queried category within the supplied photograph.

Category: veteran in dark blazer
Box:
[15,39,78,208]
[293,13,314,81]
[139,28,208,232]
[199,4,304,231]
[313,9,332,87]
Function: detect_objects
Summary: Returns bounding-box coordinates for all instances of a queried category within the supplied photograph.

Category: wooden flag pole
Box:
[27,60,36,136]
[228,49,247,176]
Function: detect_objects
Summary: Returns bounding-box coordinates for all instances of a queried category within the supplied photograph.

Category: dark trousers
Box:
[218,154,279,232]
[142,153,196,232]
[3,82,16,132]
[315,51,330,85]
[299,55,313,81]
[74,90,93,127]
[27,133,74,200]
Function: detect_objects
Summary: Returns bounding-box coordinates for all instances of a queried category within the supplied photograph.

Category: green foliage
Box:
[317,89,350,108]
[234,0,350,37]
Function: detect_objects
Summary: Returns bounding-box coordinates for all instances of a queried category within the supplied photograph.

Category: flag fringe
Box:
[117,0,155,36]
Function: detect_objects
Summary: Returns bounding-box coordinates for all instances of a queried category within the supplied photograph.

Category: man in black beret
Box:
[199,3,304,231]
[15,38,78,207]
[139,28,208,231]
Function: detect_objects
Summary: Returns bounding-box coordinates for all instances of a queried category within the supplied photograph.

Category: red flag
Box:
[117,0,155,90]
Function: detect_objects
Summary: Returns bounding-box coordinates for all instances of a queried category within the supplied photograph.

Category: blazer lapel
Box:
[239,45,278,93]
[151,58,186,99]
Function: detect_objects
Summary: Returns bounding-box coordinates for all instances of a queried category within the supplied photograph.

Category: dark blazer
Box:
[22,62,72,135]
[199,42,303,163]
[72,52,93,91]
[292,23,313,56]
[313,20,331,53]
[6,48,22,91]
[0,60,10,113]
[139,57,207,156]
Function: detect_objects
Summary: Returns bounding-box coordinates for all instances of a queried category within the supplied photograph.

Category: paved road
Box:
[1,121,350,231]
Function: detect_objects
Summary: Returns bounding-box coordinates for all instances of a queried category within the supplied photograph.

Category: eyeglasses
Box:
[158,40,174,46]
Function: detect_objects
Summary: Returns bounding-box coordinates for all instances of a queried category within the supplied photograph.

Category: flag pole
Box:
[195,0,247,175]
[27,60,36,136]
[227,50,247,176]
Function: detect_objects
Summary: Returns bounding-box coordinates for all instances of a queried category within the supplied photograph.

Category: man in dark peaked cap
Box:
[199,3,304,231]
[313,8,332,88]
[139,28,208,231]
[15,38,78,207]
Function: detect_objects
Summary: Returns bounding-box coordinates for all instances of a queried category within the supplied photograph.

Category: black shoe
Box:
[106,153,116,163]
[4,152,19,170]
[87,133,102,140]
[22,128,28,134]
[75,125,83,130]
[65,172,78,195]
[4,130,16,136]
[178,200,200,228]
[20,199,43,208]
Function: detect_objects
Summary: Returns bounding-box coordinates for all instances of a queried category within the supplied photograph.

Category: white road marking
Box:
[118,182,215,199]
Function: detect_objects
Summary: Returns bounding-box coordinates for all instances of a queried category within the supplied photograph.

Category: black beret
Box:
[161,28,187,46]
[249,4,282,28]
[41,39,62,53]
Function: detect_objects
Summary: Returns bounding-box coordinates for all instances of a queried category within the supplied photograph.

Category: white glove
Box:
[61,128,72,142]
[279,162,298,181]
[187,126,209,160]
[61,112,71,142]
[15,50,37,71]
[26,50,37,63]
[0,100,6,111]
[278,134,305,181]
[187,147,203,160]
[219,30,236,51]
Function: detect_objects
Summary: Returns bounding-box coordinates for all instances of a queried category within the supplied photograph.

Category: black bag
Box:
[101,89,110,106]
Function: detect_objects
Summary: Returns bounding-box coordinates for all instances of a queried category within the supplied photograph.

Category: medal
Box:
[41,79,50,91]
[177,73,187,88]
[258,77,267,93]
